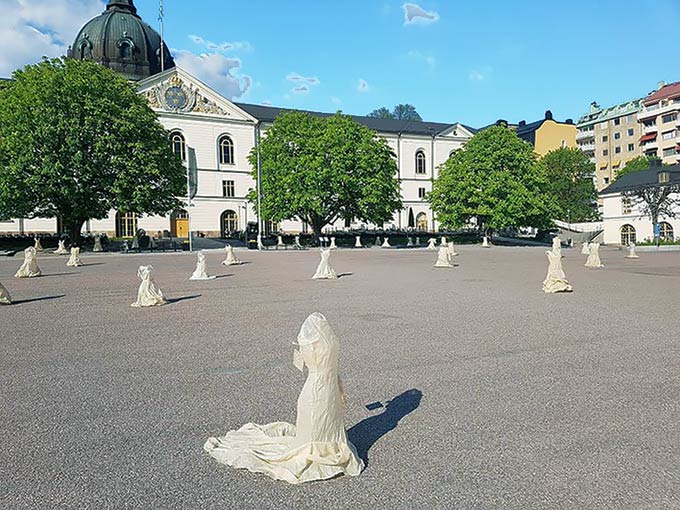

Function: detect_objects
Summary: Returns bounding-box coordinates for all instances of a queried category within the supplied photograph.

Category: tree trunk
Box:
[67,218,85,247]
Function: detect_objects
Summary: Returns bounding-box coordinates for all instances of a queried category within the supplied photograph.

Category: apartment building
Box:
[638,81,680,165]
[576,99,644,191]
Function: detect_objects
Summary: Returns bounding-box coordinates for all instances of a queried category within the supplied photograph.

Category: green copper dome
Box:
[68,0,175,81]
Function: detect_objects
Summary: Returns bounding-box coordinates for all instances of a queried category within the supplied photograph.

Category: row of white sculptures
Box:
[34,236,104,254]
[275,234,491,250]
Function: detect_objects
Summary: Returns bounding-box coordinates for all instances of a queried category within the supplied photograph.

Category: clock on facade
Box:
[164,86,188,110]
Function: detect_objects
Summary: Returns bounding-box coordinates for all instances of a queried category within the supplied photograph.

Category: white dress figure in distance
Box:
[626,243,639,259]
[552,237,562,257]
[440,236,448,247]
[313,249,337,280]
[54,240,69,255]
[330,237,337,249]
[204,312,364,484]
[381,237,391,248]
[447,240,459,259]
[374,237,381,247]
[277,235,285,248]
[434,246,454,268]
[581,242,590,256]
[407,237,414,247]
[190,251,216,280]
[427,238,437,251]
[15,247,41,278]
[585,243,604,268]
[66,247,83,267]
[294,236,303,249]
[542,250,573,293]
[131,265,166,308]
[482,236,491,248]
[0,282,11,305]
[34,237,43,252]
[416,237,421,246]
[355,236,363,248]
[221,245,242,266]
[93,235,104,252]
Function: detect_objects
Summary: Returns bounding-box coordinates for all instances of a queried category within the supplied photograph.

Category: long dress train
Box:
[131,265,166,307]
[313,249,337,279]
[542,250,573,293]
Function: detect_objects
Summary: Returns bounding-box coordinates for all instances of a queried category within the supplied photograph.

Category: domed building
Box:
[67,0,174,81]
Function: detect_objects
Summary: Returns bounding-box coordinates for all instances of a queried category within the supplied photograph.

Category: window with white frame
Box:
[219,135,235,165]
[415,150,427,175]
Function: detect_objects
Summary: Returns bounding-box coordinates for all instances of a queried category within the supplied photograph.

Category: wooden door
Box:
[172,218,189,238]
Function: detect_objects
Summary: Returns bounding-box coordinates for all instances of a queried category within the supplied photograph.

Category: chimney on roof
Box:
[658,81,667,90]
[589,102,600,114]
[545,110,553,120]
[566,118,574,125]
[518,120,526,127]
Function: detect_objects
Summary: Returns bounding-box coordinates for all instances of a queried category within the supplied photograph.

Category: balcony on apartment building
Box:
[643,123,658,134]
[638,100,680,121]
[578,143,595,153]
[576,129,595,141]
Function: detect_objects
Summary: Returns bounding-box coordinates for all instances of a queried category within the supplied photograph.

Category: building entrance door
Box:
[171,210,189,238]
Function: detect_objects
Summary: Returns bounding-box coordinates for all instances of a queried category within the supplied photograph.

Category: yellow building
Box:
[513,111,577,156]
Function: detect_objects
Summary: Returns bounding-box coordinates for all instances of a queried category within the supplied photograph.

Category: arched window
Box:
[659,222,674,241]
[78,39,92,60]
[415,150,427,175]
[171,132,186,161]
[220,210,238,234]
[219,135,235,165]
[115,212,138,238]
[448,150,456,160]
[416,213,428,231]
[117,37,135,60]
[620,224,636,245]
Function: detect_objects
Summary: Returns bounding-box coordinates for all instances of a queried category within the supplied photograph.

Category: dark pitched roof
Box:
[643,81,680,106]
[235,102,476,137]
[599,164,680,195]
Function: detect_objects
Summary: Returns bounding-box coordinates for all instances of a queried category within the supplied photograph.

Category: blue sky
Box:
[4,0,680,127]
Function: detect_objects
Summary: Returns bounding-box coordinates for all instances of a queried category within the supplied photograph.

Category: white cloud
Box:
[260,100,273,106]
[286,72,320,86]
[292,84,310,95]
[469,71,485,81]
[403,3,440,26]
[331,96,342,105]
[174,51,252,100]
[188,35,252,53]
[407,50,436,69]
[357,78,370,93]
[469,66,493,82]
[0,0,104,76]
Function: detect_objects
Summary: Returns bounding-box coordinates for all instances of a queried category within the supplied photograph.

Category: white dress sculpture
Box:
[313,249,337,280]
[374,237,381,247]
[294,236,303,249]
[440,236,448,247]
[93,235,104,252]
[416,237,421,246]
[552,237,562,257]
[626,243,639,259]
[15,247,42,278]
[482,236,491,248]
[190,251,216,280]
[585,243,604,268]
[381,237,391,248]
[434,246,454,268]
[257,236,265,250]
[355,236,363,248]
[221,245,242,266]
[131,235,140,250]
[0,282,11,305]
[581,242,590,255]
[131,265,166,308]
[277,235,285,248]
[447,241,459,259]
[66,247,83,267]
[54,240,69,255]
[204,312,364,484]
[330,237,337,250]
[34,237,43,252]
[407,237,414,247]
[542,250,573,293]
[427,238,437,251]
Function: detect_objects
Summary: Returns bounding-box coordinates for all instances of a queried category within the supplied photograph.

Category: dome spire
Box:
[106,0,137,15]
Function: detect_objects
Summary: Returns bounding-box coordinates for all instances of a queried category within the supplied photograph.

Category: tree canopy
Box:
[248,111,402,236]
[540,147,599,222]
[0,58,185,241]
[368,104,422,121]
[428,126,557,233]
[616,155,664,179]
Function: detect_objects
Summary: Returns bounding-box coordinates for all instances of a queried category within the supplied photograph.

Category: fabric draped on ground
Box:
[15,247,41,278]
[0,282,11,305]
[131,265,166,307]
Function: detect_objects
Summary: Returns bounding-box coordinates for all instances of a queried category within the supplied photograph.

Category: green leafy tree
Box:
[429,126,557,234]
[249,111,402,237]
[0,58,185,242]
[541,147,599,222]
[367,104,422,121]
[616,155,664,179]
[368,107,394,119]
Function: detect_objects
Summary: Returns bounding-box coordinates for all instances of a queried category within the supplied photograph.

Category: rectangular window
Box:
[622,197,632,214]
[603,149,609,156]
[627,129,634,136]
[628,143,635,151]
[602,135,608,142]
[614,118,621,126]
[662,147,676,157]
[222,180,235,198]
[603,177,610,185]
[661,130,676,140]
[418,187,426,199]
[614,132,621,140]
[626,114,634,123]
[615,146,621,154]
[662,113,677,123]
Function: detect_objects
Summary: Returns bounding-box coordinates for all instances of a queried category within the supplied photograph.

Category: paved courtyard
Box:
[1,245,678,509]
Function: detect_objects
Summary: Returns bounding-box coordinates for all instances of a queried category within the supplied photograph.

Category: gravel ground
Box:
[0,245,679,510]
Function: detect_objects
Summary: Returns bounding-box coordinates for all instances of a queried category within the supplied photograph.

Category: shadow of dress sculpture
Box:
[542,250,573,293]
[0,282,11,305]
[313,249,337,280]
[131,265,167,308]
[15,247,42,278]
[204,312,364,484]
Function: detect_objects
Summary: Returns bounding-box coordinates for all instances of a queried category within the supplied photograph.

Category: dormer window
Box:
[117,37,136,60]
[78,38,92,59]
